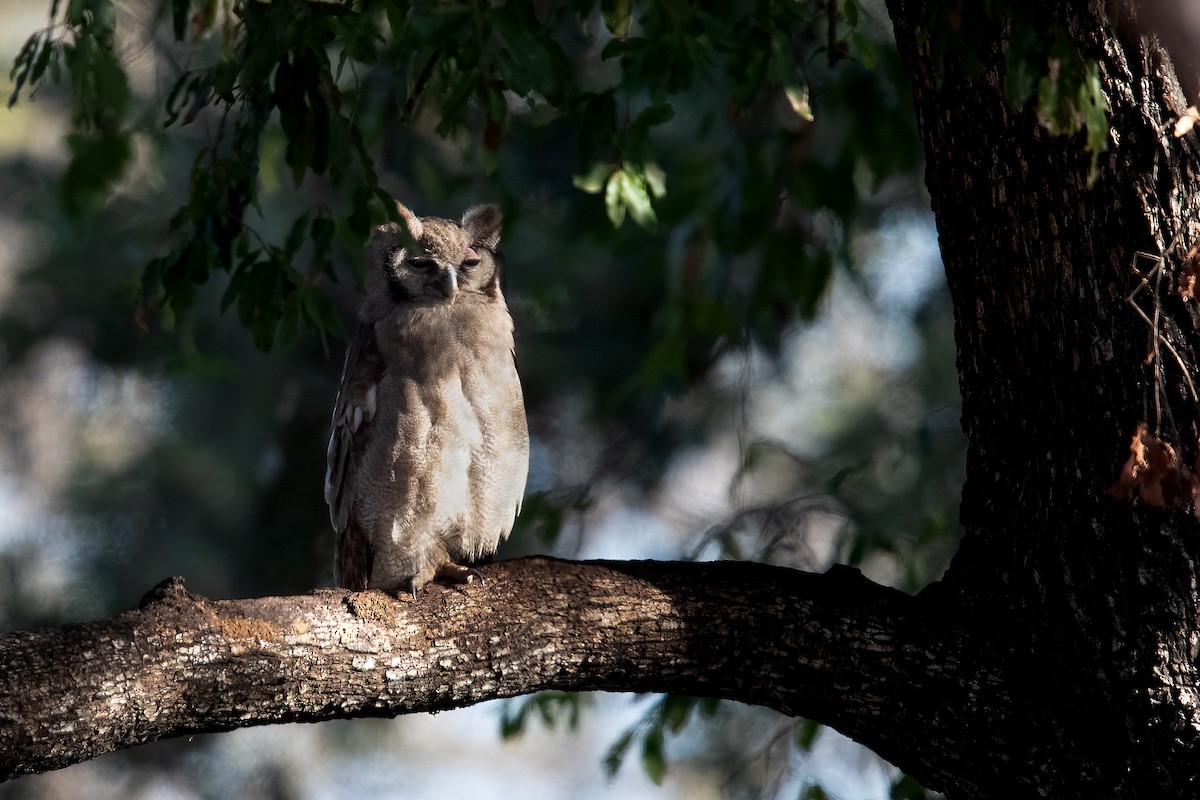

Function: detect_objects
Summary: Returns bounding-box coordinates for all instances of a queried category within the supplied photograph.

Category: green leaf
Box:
[784,85,814,121]
[64,34,131,129]
[7,32,44,107]
[659,696,692,733]
[1031,34,1108,182]
[604,169,626,226]
[220,250,255,314]
[1002,22,1042,109]
[635,102,674,129]
[850,31,877,69]
[496,692,586,740]
[499,701,528,738]
[164,71,205,127]
[573,162,613,194]
[214,58,238,103]
[601,0,632,37]
[331,13,383,66]
[59,130,132,215]
[275,58,313,186]
[433,66,480,137]
[890,774,930,800]
[28,37,57,92]
[643,162,666,198]
[1080,59,1108,183]
[161,237,215,317]
[641,727,666,785]
[284,213,309,259]
[843,0,859,27]
[540,692,585,729]
[489,4,573,101]
[617,165,658,230]
[603,729,636,776]
[301,289,343,350]
[794,718,822,751]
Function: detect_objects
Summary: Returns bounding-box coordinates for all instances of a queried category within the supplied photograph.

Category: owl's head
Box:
[369,202,503,307]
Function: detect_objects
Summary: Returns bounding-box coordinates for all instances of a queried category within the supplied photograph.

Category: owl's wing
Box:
[512,347,524,519]
[325,322,386,587]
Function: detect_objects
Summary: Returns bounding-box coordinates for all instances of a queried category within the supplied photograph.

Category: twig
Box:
[1126,250,1200,414]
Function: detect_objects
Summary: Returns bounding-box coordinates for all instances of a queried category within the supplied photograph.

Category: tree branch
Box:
[0,557,991,786]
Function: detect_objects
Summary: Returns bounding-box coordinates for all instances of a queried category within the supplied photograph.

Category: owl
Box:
[324,201,529,596]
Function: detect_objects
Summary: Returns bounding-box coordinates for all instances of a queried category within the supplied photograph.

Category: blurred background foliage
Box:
[0,0,962,798]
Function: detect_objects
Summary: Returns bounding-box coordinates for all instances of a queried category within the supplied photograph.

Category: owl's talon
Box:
[434,562,485,586]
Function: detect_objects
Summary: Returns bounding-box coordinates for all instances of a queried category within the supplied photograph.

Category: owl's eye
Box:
[408,257,437,271]
[461,248,481,270]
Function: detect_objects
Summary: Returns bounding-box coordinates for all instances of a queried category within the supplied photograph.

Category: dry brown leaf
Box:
[1107,423,1200,508]
[1108,422,1152,500]
[1179,244,1200,302]
[1175,106,1200,137]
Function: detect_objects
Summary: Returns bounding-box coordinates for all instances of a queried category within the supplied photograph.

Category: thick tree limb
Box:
[0,557,990,786]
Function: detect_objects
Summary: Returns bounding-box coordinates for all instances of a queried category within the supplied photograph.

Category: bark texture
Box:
[1,557,989,783]
[886,0,1200,795]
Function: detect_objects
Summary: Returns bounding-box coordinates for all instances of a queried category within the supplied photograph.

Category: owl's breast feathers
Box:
[326,300,529,590]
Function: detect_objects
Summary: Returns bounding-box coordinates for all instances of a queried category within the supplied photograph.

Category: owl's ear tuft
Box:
[462,204,502,251]
[395,202,424,241]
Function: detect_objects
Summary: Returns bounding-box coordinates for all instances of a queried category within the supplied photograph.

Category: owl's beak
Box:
[439,266,459,301]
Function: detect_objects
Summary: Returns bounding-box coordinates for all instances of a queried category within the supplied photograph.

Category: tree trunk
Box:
[886,0,1200,795]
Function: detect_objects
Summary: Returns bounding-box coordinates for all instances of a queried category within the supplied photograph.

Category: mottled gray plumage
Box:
[324,202,528,595]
